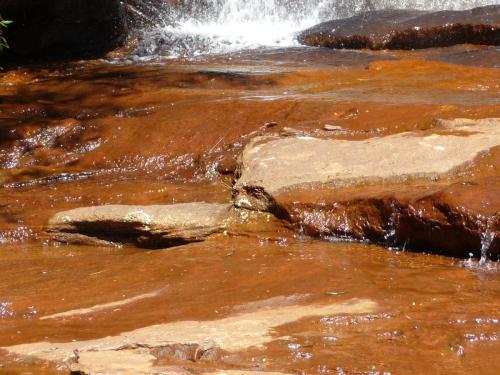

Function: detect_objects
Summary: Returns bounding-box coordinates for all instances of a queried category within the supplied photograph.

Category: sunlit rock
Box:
[47,203,233,248]
[234,118,500,209]
[233,118,500,259]
[298,5,500,50]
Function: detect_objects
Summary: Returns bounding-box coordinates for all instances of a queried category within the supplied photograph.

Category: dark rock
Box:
[1,0,128,59]
[298,5,500,50]
[125,0,179,28]
[276,180,500,260]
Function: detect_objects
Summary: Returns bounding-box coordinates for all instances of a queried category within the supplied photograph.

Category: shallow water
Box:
[0,239,499,374]
[0,45,499,373]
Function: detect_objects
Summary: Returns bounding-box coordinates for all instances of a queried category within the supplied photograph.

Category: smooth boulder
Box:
[48,203,233,248]
[298,5,500,50]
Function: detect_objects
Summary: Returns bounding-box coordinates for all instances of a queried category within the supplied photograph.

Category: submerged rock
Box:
[298,5,500,50]
[4,299,375,374]
[47,203,233,248]
[233,118,500,259]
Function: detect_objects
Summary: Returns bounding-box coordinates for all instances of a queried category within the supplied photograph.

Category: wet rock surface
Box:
[298,5,500,50]
[276,178,500,260]
[234,118,500,207]
[0,43,499,375]
[47,203,233,248]
[234,118,500,258]
[415,45,500,68]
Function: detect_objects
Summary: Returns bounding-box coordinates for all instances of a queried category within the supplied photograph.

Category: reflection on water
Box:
[0,239,499,373]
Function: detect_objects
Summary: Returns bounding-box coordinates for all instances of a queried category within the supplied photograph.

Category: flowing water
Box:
[1,0,500,374]
[134,0,497,58]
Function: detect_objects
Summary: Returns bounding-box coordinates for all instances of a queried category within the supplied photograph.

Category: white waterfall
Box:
[135,0,498,58]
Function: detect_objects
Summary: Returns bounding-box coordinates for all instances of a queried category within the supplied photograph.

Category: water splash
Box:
[133,0,496,58]
[460,218,498,270]
[479,218,496,266]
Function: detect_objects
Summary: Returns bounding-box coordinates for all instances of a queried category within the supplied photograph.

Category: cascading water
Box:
[133,0,497,58]
[479,218,496,266]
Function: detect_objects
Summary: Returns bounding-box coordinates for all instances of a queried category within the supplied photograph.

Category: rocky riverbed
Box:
[0,4,499,374]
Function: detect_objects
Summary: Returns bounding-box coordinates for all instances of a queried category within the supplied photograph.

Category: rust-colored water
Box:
[0,239,499,374]
[0,45,499,374]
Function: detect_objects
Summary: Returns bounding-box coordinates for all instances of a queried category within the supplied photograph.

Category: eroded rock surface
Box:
[277,179,500,260]
[47,203,233,248]
[234,118,500,259]
[298,5,500,50]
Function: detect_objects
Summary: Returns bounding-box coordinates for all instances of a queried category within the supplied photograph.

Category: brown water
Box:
[0,45,499,374]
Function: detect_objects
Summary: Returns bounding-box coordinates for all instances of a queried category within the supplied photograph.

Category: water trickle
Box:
[479,218,496,265]
[134,0,495,58]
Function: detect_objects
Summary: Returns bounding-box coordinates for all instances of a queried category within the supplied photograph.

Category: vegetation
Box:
[0,17,13,52]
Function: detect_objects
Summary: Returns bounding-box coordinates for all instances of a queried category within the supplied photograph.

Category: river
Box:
[0,1,499,374]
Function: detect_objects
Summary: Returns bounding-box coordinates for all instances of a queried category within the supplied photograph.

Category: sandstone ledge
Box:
[233,118,500,259]
[4,299,376,375]
[47,203,233,248]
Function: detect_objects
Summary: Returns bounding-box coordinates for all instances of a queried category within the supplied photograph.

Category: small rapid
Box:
[133,0,497,58]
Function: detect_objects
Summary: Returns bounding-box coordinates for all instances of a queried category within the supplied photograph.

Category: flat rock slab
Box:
[234,118,500,210]
[298,5,500,50]
[233,118,500,259]
[48,202,233,248]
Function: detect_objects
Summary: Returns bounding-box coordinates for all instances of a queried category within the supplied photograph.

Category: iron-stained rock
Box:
[234,118,500,210]
[276,179,500,260]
